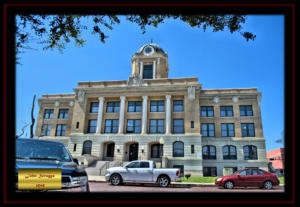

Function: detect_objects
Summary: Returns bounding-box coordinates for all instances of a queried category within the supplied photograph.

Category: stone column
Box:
[153,60,156,79]
[142,96,148,134]
[166,95,172,134]
[96,97,105,134]
[140,61,143,78]
[118,96,126,134]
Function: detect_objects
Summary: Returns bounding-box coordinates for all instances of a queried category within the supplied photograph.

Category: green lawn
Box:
[181,177,217,183]
[181,176,285,184]
[278,177,284,184]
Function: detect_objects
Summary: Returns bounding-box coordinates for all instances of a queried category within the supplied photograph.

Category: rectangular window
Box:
[223,167,238,176]
[90,102,99,113]
[73,144,77,152]
[151,144,163,158]
[58,109,69,119]
[191,121,194,128]
[128,101,142,112]
[200,106,214,117]
[150,100,164,112]
[201,123,215,137]
[44,109,54,119]
[173,119,184,134]
[220,106,233,117]
[104,119,119,133]
[126,119,141,134]
[143,64,153,79]
[203,167,217,177]
[240,105,253,116]
[56,124,66,136]
[88,120,97,133]
[173,100,184,112]
[106,101,120,113]
[191,145,195,154]
[41,124,52,136]
[149,119,164,134]
[241,123,255,137]
[221,123,235,137]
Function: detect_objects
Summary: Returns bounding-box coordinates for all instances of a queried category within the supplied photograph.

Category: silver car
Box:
[105,160,181,187]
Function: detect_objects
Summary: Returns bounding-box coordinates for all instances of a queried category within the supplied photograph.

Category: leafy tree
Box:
[16,14,256,56]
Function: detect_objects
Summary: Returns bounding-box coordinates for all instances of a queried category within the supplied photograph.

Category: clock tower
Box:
[130,43,169,80]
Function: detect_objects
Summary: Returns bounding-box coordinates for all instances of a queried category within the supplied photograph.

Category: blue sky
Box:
[16,15,284,151]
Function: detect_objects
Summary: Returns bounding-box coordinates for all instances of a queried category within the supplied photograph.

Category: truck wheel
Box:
[224,181,234,189]
[110,174,122,186]
[82,183,90,192]
[158,175,170,187]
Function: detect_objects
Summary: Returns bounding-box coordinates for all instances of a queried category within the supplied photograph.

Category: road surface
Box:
[88,182,284,192]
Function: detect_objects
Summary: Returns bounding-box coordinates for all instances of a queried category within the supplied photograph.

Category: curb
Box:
[88,177,285,187]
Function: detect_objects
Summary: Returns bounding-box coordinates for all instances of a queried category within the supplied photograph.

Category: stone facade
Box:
[35,43,268,176]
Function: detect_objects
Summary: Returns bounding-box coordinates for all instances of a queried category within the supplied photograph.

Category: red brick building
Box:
[267,148,284,175]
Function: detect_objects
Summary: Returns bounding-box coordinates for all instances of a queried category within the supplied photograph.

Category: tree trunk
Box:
[30,94,36,138]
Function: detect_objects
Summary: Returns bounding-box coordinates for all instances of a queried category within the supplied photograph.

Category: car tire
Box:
[263,181,273,189]
[85,183,90,192]
[158,175,170,187]
[110,174,122,186]
[224,181,234,189]
[81,183,90,192]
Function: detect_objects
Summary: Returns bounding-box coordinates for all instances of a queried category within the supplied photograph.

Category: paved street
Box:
[88,182,284,193]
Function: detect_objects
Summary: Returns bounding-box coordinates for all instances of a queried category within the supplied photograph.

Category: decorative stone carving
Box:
[55,101,59,107]
[77,89,85,105]
[232,96,239,103]
[69,101,74,107]
[127,74,144,86]
[213,96,219,103]
[188,86,195,100]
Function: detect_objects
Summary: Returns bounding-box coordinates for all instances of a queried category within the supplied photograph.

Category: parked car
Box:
[215,168,280,189]
[105,160,181,187]
[15,138,89,192]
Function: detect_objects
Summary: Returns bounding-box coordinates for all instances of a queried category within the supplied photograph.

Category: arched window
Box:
[151,144,163,158]
[106,143,115,157]
[223,145,237,160]
[82,140,92,155]
[243,145,258,160]
[202,145,216,160]
[173,141,184,157]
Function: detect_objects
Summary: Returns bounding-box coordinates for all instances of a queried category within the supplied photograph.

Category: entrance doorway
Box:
[129,143,139,161]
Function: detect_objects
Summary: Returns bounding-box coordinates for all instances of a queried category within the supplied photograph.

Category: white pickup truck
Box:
[105,160,181,187]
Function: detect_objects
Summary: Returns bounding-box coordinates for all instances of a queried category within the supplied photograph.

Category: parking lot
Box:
[88,182,284,192]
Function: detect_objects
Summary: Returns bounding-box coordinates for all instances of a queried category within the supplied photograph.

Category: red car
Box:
[215,168,280,189]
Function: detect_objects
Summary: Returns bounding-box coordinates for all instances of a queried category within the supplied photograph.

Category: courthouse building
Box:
[35,43,268,176]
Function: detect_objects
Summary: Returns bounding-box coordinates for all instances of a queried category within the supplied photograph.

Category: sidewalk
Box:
[88,176,284,187]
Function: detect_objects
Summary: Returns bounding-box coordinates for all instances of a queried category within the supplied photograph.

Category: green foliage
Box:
[16,14,256,55]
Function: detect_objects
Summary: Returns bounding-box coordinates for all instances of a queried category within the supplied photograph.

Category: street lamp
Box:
[159,138,165,168]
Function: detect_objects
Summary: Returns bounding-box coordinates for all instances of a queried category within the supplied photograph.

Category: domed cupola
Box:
[138,43,166,55]
[130,43,169,80]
